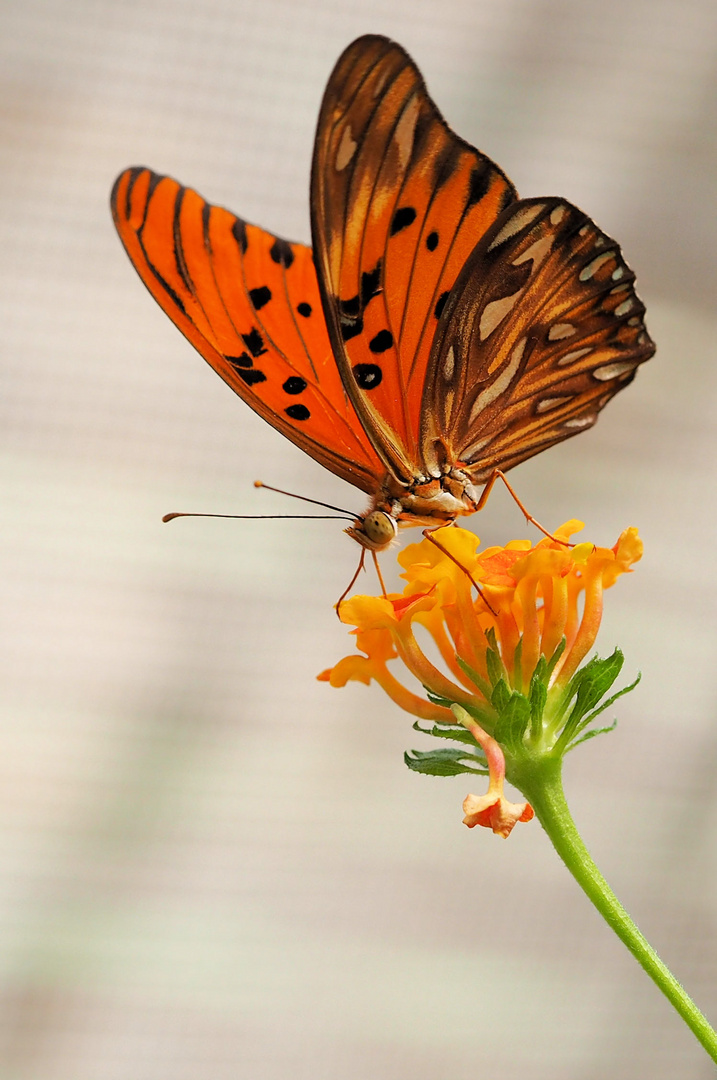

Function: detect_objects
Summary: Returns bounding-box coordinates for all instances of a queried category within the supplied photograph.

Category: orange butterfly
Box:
[111,34,654,557]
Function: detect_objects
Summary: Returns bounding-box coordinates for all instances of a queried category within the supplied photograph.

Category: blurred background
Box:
[2,0,717,1077]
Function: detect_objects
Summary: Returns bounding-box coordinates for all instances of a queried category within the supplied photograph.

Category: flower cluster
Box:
[319,522,642,837]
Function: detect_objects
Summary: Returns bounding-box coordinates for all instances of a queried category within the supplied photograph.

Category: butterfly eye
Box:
[360,510,398,549]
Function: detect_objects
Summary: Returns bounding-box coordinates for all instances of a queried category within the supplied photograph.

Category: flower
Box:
[456,707,535,838]
[319,522,642,837]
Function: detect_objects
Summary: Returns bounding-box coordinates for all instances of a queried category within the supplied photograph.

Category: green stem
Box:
[515,756,717,1064]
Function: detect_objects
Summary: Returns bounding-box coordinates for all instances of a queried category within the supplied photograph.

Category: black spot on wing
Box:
[227,352,253,369]
[369,329,393,353]
[283,377,307,395]
[297,302,312,317]
[236,368,266,386]
[498,187,515,214]
[285,403,310,421]
[432,143,460,190]
[353,364,382,390]
[270,237,294,268]
[338,292,363,341]
[434,291,450,319]
[361,261,382,307]
[390,206,417,236]
[340,294,360,317]
[340,315,363,342]
[426,231,438,251]
[232,218,248,254]
[466,164,491,208]
[249,286,272,310]
[241,328,267,357]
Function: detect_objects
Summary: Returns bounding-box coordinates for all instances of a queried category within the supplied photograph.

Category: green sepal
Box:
[574,672,640,733]
[544,637,566,682]
[493,689,531,751]
[491,678,511,713]
[485,628,507,688]
[554,650,640,754]
[560,649,624,736]
[512,638,523,693]
[403,747,489,777]
[425,688,457,709]
[412,719,484,747]
[568,719,618,750]
[424,688,494,729]
[528,661,548,739]
[456,657,493,700]
[564,672,640,751]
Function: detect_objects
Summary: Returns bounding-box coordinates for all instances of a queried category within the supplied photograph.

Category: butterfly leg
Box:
[371,550,388,599]
[422,526,498,617]
[336,547,367,620]
[475,470,572,546]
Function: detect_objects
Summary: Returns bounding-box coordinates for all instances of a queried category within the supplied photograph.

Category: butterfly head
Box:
[346,509,399,552]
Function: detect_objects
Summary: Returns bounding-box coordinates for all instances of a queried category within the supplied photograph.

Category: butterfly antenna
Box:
[254,480,357,517]
[162,512,355,523]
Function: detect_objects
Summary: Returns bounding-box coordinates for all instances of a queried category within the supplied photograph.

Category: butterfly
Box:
[111,33,654,557]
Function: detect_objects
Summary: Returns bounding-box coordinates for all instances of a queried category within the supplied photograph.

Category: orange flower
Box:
[456,707,535,838]
[319,523,642,837]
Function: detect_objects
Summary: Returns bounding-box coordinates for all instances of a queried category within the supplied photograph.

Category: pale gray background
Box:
[2,1,717,1077]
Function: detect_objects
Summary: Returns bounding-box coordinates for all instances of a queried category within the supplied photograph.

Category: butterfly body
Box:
[345,467,481,550]
[111,35,654,552]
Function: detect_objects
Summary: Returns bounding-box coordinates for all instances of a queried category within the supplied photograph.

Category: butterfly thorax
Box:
[346,469,481,551]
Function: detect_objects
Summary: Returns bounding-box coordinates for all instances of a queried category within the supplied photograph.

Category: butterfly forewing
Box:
[311,35,517,482]
[422,197,656,481]
[111,166,384,493]
[111,36,655,547]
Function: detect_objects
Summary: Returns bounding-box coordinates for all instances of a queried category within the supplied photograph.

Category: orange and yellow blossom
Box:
[319,522,642,838]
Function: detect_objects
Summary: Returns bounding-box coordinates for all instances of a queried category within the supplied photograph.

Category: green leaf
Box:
[412,720,483,747]
[486,648,504,689]
[484,628,508,689]
[512,638,523,692]
[404,748,489,777]
[425,688,456,710]
[569,673,641,742]
[491,678,511,713]
[456,657,492,700]
[494,690,531,749]
[567,720,618,750]
[528,666,548,737]
[530,653,547,688]
[545,637,566,681]
[562,649,624,737]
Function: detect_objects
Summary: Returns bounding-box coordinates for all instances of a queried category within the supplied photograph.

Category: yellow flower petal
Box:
[321,524,642,745]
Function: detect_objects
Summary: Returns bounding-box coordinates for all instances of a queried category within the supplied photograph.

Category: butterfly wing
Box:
[421,197,656,481]
[311,34,518,485]
[111,166,385,494]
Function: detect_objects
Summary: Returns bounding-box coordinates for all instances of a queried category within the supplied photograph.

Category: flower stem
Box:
[515,756,717,1063]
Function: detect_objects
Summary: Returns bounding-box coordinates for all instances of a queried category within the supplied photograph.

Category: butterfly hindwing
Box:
[111,167,384,493]
[112,37,655,540]
[311,35,518,482]
[421,197,656,481]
